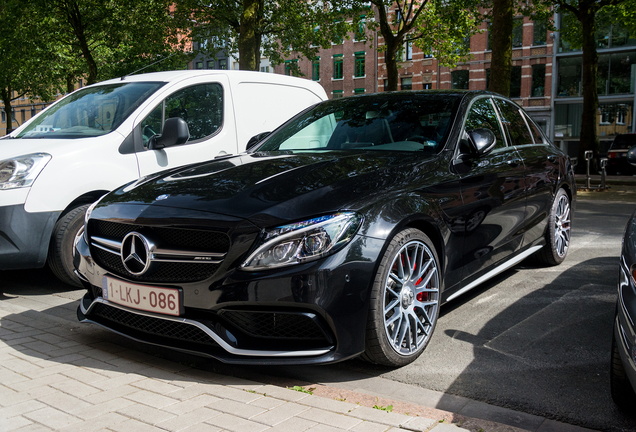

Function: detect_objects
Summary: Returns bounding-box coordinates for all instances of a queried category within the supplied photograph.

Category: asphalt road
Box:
[2,186,636,432]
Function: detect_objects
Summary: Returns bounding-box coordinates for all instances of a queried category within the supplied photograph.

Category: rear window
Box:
[610,134,636,150]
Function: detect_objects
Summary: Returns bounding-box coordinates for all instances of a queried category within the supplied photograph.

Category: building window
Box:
[31,106,35,118]
[219,59,227,70]
[512,18,523,48]
[531,64,546,97]
[312,58,320,81]
[533,19,547,46]
[383,79,389,91]
[79,79,83,88]
[332,20,343,44]
[354,88,365,94]
[285,60,298,76]
[196,61,203,69]
[261,66,270,73]
[451,70,469,89]
[510,65,522,98]
[355,16,366,41]
[423,83,432,89]
[207,61,215,69]
[1,110,5,123]
[333,90,343,99]
[401,77,413,90]
[333,55,343,79]
[21,109,25,124]
[403,41,413,61]
[354,52,365,77]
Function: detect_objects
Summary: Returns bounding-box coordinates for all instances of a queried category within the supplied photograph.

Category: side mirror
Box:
[149,118,189,150]
[628,145,636,166]
[465,128,497,157]
[246,131,271,151]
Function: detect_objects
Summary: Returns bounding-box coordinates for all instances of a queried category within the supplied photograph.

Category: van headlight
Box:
[0,153,52,190]
[241,212,363,271]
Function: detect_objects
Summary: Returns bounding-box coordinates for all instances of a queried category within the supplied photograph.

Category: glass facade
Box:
[555,102,633,139]
[558,51,636,97]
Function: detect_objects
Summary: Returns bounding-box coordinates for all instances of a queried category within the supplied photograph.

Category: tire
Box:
[362,228,440,367]
[610,324,636,411]
[535,188,571,266]
[47,204,90,287]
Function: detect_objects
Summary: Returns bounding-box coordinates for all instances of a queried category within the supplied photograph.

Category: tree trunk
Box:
[384,41,400,91]
[488,0,513,96]
[578,5,599,170]
[67,1,98,84]
[238,0,262,71]
[66,74,75,94]
[2,88,13,135]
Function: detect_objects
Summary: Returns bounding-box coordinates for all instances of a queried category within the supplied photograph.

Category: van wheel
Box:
[47,204,89,287]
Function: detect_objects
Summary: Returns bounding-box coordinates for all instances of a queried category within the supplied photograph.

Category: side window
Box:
[165,83,223,141]
[494,99,534,146]
[464,98,506,150]
[140,104,162,147]
[523,112,545,144]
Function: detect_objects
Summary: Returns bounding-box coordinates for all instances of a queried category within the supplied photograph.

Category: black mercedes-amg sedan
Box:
[74,91,576,367]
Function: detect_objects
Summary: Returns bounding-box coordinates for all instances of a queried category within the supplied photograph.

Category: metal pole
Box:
[585,150,593,189]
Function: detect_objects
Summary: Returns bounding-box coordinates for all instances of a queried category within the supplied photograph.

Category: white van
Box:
[0,70,327,285]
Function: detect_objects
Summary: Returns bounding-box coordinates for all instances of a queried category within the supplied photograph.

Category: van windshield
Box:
[15,82,165,139]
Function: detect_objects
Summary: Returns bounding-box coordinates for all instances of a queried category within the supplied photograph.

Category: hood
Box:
[101,151,435,227]
[0,133,125,161]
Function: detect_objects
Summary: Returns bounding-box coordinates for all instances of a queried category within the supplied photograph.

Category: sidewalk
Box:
[0,288,598,432]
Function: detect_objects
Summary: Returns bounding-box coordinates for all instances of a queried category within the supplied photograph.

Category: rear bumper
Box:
[0,204,60,270]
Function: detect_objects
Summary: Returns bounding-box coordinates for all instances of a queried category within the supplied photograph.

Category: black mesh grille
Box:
[222,310,327,340]
[89,220,230,252]
[88,220,228,283]
[90,303,217,346]
[92,248,221,283]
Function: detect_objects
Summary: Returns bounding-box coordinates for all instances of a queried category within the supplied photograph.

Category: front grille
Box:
[92,247,221,283]
[90,302,217,346]
[221,310,328,341]
[88,220,229,283]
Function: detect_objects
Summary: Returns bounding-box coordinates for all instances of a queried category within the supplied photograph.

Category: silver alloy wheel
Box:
[383,240,439,356]
[554,194,571,258]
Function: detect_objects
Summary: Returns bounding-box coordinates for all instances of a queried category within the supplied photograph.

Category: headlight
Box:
[241,212,363,271]
[0,153,52,190]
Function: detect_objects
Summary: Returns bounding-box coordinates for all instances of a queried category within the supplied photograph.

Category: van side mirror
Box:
[628,145,636,166]
[465,128,497,157]
[149,118,189,150]
[246,131,271,151]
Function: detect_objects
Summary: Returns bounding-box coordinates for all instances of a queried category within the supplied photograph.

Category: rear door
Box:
[455,97,527,279]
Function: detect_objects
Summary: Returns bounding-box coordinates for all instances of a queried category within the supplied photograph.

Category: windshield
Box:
[611,134,636,150]
[16,82,165,139]
[256,93,462,153]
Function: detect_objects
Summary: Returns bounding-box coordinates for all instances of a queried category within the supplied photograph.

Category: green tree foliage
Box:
[0,0,58,133]
[180,0,358,71]
[36,0,192,89]
[350,0,482,91]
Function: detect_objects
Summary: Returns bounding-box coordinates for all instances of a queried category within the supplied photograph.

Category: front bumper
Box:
[616,260,636,392]
[0,203,60,270]
[74,232,384,365]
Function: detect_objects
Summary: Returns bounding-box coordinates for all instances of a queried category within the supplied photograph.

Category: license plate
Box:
[102,276,181,316]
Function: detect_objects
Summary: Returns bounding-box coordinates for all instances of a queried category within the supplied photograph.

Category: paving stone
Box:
[255,385,312,402]
[165,395,222,416]
[156,407,222,432]
[109,418,168,432]
[1,415,32,431]
[250,401,310,426]
[37,390,93,415]
[350,421,392,432]
[6,374,68,393]
[305,424,348,432]
[131,377,184,394]
[116,403,176,424]
[59,367,109,384]
[204,385,263,404]
[208,398,266,419]
[347,406,412,427]
[88,374,145,391]
[21,363,77,380]
[11,423,55,432]
[0,368,30,386]
[429,423,471,432]
[58,412,129,432]
[298,407,363,430]
[124,389,179,409]
[402,416,438,431]
[297,395,359,414]
[32,333,70,345]
[264,416,318,432]
[248,396,287,410]
[50,378,101,398]
[0,400,47,419]
[181,423,224,432]
[83,384,139,404]
[205,413,270,432]
[3,357,44,374]
[73,397,136,420]
[21,341,59,354]
[23,407,82,430]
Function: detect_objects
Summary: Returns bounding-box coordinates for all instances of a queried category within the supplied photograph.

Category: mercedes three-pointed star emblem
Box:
[121,232,152,275]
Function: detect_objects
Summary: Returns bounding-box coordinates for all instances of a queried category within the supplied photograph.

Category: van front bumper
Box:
[0,204,60,270]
